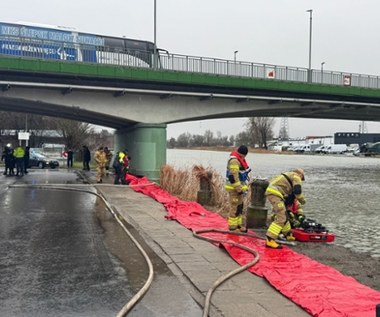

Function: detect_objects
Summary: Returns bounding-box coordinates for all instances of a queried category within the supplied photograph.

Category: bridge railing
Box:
[1,35,379,89]
[159,52,380,89]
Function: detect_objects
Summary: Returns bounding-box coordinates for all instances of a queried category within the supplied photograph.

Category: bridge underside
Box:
[1,82,380,128]
[1,68,380,179]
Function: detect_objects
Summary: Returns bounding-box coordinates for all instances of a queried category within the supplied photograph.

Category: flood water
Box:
[167,149,380,258]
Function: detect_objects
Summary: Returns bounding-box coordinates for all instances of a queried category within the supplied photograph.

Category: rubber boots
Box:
[266,237,283,249]
[285,232,296,241]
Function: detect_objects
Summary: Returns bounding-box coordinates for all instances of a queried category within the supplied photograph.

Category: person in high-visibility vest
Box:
[13,145,25,177]
[113,150,130,185]
[224,145,251,232]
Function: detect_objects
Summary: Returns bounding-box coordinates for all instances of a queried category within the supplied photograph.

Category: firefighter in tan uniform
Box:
[224,145,251,232]
[94,146,107,183]
[265,168,305,249]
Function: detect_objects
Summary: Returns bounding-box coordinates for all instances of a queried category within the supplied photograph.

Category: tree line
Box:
[0,112,113,151]
[0,113,275,150]
[167,117,275,149]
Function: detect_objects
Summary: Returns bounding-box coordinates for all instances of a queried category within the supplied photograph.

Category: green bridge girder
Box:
[1,56,380,101]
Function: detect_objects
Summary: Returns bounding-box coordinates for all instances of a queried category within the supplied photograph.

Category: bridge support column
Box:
[115,123,167,182]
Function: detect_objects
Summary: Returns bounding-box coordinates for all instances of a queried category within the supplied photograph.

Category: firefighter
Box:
[113,150,130,185]
[94,146,107,183]
[224,145,251,232]
[265,168,305,249]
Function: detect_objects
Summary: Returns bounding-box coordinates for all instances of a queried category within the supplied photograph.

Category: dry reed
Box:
[160,164,251,217]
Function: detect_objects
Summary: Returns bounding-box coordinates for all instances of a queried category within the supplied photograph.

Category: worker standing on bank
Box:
[224,145,251,232]
[265,168,306,249]
[94,146,107,183]
[13,144,25,177]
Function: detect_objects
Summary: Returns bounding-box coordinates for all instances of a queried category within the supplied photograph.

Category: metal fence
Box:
[158,52,380,89]
[1,35,380,89]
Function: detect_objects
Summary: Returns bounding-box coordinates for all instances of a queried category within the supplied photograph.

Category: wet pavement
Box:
[82,171,310,317]
[0,169,204,317]
[0,171,134,317]
[0,188,137,317]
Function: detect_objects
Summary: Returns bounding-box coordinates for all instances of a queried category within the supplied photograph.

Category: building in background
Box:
[334,132,380,145]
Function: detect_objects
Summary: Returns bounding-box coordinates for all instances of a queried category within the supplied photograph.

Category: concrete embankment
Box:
[81,171,309,317]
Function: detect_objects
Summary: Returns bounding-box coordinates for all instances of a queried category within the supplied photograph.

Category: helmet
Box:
[293,168,305,181]
[237,145,248,155]
[6,143,11,147]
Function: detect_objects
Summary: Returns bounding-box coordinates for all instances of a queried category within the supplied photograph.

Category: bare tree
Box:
[234,131,251,147]
[53,118,93,150]
[203,130,214,146]
[246,117,275,149]
[177,132,191,148]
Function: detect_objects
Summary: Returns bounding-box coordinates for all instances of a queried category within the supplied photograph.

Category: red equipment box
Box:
[291,229,335,242]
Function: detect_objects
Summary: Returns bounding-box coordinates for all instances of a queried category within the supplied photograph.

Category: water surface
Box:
[168,149,380,258]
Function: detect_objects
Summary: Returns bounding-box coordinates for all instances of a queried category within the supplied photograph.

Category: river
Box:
[167,149,380,258]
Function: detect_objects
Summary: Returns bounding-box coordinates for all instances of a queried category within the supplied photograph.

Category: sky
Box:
[3,0,380,139]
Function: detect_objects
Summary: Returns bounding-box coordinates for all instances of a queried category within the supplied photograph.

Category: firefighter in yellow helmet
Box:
[265,168,305,249]
[224,145,251,232]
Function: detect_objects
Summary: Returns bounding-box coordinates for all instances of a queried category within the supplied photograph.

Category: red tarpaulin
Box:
[126,175,380,317]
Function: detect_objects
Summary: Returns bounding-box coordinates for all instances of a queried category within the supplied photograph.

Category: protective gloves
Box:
[298,197,306,205]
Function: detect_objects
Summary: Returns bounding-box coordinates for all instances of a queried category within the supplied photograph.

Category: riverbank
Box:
[166,149,380,293]
[276,231,380,291]
[85,170,380,317]
[169,146,295,155]
[300,243,379,291]
[78,165,380,317]
[82,171,309,317]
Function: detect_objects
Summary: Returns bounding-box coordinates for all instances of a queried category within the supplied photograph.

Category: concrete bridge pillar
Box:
[114,123,167,182]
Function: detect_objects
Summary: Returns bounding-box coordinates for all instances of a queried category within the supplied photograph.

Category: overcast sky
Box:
[3,0,380,138]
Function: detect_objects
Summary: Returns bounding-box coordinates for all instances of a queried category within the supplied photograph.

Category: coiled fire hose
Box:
[193,228,261,317]
[10,183,265,317]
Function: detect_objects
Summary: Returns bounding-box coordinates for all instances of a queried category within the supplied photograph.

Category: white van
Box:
[322,144,347,154]
[314,145,327,153]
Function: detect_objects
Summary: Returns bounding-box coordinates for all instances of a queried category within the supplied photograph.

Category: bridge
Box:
[1,38,380,180]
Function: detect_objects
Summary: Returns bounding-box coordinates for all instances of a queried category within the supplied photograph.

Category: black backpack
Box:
[112,153,121,170]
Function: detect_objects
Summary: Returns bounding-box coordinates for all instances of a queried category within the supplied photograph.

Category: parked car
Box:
[364,142,380,156]
[347,144,359,153]
[28,150,59,169]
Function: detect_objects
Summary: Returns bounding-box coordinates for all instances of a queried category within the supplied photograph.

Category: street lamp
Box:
[153,0,157,69]
[25,114,28,146]
[321,61,325,83]
[306,9,313,83]
[234,50,238,63]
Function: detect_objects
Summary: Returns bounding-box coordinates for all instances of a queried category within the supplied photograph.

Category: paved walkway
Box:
[81,171,310,317]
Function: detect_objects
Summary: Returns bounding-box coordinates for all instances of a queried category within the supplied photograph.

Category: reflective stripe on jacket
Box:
[265,172,304,201]
[225,156,249,192]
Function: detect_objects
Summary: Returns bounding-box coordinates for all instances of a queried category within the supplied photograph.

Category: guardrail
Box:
[1,35,379,89]
[157,52,380,89]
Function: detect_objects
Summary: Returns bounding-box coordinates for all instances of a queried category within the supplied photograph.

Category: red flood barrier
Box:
[126,175,380,317]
